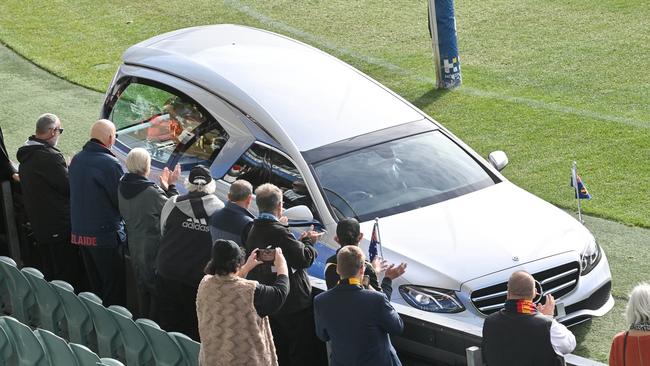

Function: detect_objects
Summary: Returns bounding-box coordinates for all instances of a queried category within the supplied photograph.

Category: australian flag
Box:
[369,221,381,262]
[571,171,592,200]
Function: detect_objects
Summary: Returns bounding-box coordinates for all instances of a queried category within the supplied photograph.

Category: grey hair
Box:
[125,148,151,177]
[185,179,216,194]
[229,180,253,202]
[35,113,59,135]
[255,183,282,213]
[626,283,650,327]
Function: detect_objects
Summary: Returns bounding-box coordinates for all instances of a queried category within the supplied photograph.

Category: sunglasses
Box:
[51,127,64,134]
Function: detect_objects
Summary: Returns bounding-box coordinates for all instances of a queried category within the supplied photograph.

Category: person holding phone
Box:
[197,239,289,365]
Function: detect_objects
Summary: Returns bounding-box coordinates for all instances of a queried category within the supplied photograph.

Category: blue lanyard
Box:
[258,212,279,221]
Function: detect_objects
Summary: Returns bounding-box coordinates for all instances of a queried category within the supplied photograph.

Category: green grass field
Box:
[0,0,648,228]
[1,0,649,363]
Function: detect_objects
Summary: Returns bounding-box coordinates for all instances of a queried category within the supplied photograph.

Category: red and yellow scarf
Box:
[504,299,537,314]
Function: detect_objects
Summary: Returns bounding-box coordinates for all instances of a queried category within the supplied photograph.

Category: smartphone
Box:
[257,248,276,263]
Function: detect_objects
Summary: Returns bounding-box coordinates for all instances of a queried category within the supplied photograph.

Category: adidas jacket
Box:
[156,191,224,287]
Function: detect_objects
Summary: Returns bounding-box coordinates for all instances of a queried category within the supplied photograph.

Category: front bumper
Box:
[310,249,614,364]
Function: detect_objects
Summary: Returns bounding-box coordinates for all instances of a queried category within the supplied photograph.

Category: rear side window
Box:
[225,144,317,215]
[225,144,301,191]
[109,80,228,167]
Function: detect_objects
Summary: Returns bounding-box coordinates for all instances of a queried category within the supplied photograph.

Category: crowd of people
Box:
[0,115,649,365]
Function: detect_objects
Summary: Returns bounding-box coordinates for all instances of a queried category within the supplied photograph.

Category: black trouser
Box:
[270,306,328,366]
[155,275,199,341]
[135,282,156,320]
[80,245,126,306]
[37,239,87,291]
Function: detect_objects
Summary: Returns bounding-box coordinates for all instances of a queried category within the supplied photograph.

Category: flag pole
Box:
[572,161,583,224]
[375,217,384,259]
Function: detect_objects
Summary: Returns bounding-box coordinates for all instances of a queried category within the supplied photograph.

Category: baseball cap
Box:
[189,165,212,185]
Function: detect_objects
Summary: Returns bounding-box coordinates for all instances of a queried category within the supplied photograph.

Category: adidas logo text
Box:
[182,218,210,232]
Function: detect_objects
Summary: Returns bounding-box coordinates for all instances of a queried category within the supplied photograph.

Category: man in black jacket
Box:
[156,165,223,341]
[0,127,18,184]
[16,114,84,287]
[245,183,327,366]
[0,125,19,255]
[209,179,255,246]
[324,217,406,298]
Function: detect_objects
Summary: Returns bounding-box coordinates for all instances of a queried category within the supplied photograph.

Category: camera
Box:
[257,248,276,263]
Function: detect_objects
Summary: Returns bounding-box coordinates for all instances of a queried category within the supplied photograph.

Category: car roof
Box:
[122,24,424,151]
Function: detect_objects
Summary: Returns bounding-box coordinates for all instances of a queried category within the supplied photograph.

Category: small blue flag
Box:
[369,221,380,262]
[571,174,592,200]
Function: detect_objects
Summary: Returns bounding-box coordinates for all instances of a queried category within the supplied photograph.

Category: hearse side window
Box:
[224,144,316,214]
[109,81,228,167]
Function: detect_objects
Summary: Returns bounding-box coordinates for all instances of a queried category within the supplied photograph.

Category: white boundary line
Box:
[223,0,650,129]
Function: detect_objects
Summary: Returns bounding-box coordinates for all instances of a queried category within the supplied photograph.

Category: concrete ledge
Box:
[565,354,607,366]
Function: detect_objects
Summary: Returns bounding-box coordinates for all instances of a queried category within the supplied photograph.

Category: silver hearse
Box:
[101,24,613,363]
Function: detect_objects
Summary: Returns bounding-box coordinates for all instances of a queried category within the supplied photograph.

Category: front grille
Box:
[470,261,581,316]
[565,281,611,314]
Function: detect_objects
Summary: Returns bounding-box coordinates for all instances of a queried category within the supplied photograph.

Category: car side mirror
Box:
[283,205,313,221]
[488,151,509,171]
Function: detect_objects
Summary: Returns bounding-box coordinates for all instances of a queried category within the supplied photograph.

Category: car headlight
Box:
[580,238,602,276]
[399,285,465,313]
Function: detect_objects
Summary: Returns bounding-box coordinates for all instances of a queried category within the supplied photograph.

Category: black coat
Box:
[245,218,317,315]
[157,192,223,287]
[0,127,17,182]
[482,309,564,366]
[16,137,70,244]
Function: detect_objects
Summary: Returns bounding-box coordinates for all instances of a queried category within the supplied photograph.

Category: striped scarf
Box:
[504,299,537,315]
[631,322,650,331]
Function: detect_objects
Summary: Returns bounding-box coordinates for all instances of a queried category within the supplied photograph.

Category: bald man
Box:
[481,271,576,366]
[69,119,126,306]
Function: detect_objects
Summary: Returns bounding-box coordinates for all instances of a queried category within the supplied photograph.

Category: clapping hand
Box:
[279,216,289,225]
[371,256,389,274]
[169,163,181,184]
[160,164,181,190]
[384,262,407,280]
[299,225,324,243]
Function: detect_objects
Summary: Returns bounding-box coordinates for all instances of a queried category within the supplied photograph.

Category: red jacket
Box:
[609,330,650,366]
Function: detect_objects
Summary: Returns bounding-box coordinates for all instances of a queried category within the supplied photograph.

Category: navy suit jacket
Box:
[314,281,404,366]
[209,200,254,246]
